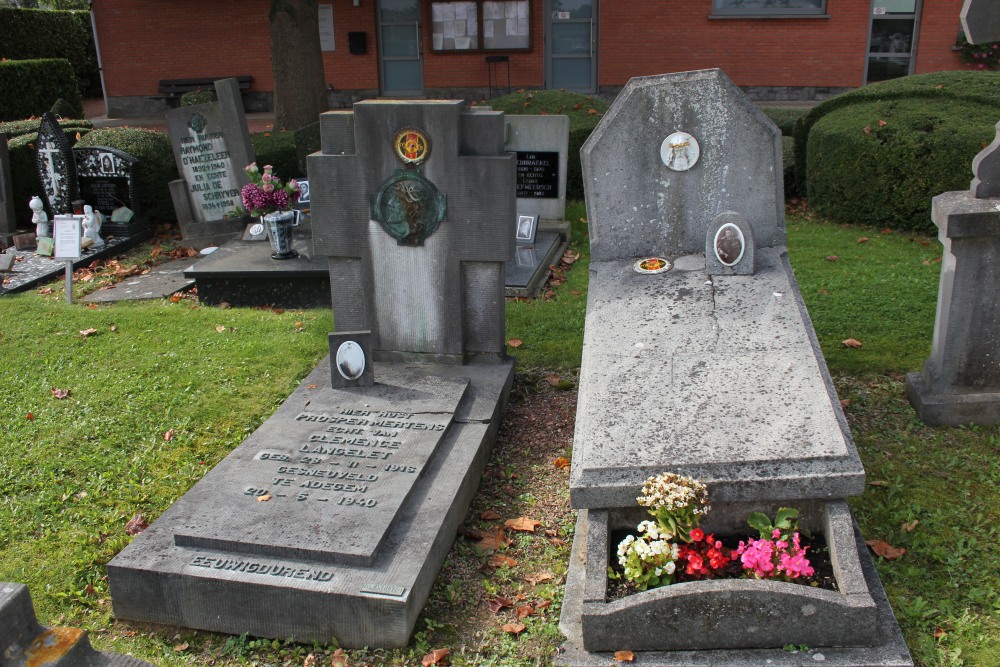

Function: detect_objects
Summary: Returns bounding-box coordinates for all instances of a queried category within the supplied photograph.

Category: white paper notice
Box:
[455,19,466,36]
[468,18,478,35]
[444,21,455,37]
[506,2,516,18]
[456,3,467,19]
[517,17,528,35]
[53,215,82,259]
[517,1,528,18]
[432,4,443,20]
[443,3,455,19]
[433,33,444,49]
[484,21,494,37]
[506,17,516,35]
[318,4,335,51]
[455,36,471,49]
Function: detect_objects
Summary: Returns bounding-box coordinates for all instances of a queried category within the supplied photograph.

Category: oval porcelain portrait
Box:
[660,132,700,172]
[714,222,746,266]
[335,340,366,381]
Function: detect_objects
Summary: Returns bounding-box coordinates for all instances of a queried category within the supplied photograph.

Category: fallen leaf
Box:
[865,539,906,560]
[840,398,851,409]
[488,596,513,613]
[546,373,561,386]
[857,237,870,244]
[500,622,525,636]
[488,554,518,568]
[935,84,943,89]
[842,338,863,349]
[123,513,148,535]
[421,648,450,666]
[257,494,272,502]
[562,250,581,264]
[877,119,887,127]
[110,325,117,332]
[80,328,98,337]
[216,325,226,333]
[476,525,512,551]
[548,538,566,546]
[868,480,889,487]
[173,643,189,652]
[516,604,534,619]
[614,650,635,662]
[536,600,551,611]
[303,654,317,667]
[170,294,182,303]
[934,627,946,639]
[330,648,350,666]
[272,307,284,314]
[480,509,501,520]
[39,287,53,295]
[587,108,599,115]
[880,228,893,234]
[307,384,319,389]
[507,338,523,348]
[902,519,920,532]
[26,412,34,420]
[863,126,872,135]
[525,571,555,585]
[164,428,175,441]
[553,457,571,469]
[573,102,583,110]
[826,255,839,262]
[505,517,542,532]
[51,388,70,399]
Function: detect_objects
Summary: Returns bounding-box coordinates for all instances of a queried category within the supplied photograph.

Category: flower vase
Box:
[263,210,300,260]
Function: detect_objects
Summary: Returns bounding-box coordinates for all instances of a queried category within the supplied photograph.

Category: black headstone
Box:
[35,112,79,217]
[75,146,144,237]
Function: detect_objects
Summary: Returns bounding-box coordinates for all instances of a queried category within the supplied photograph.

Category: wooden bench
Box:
[157,76,252,99]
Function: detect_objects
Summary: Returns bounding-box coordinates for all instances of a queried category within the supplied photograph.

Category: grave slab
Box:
[108,358,514,648]
[503,230,565,297]
[83,257,197,303]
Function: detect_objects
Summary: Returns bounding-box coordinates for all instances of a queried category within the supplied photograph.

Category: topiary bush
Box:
[251,130,300,179]
[181,90,217,107]
[486,90,609,201]
[0,59,82,121]
[793,70,1000,196]
[806,98,997,232]
[74,128,179,224]
[1,117,92,140]
[7,133,43,228]
[50,97,82,119]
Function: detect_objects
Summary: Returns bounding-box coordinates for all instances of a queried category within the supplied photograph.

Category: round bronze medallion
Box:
[393,128,431,166]
[633,257,672,274]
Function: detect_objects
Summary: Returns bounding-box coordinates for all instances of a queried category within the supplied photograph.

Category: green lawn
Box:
[0,206,997,666]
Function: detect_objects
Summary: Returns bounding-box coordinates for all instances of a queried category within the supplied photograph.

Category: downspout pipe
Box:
[88,0,109,117]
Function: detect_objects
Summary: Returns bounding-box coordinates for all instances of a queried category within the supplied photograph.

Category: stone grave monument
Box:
[75,146,145,238]
[905,0,1000,426]
[34,112,79,218]
[558,70,912,666]
[108,99,516,648]
[166,78,255,247]
[1,136,14,240]
[503,114,570,296]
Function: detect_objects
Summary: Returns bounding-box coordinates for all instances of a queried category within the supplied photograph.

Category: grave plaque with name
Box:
[35,112,79,217]
[75,146,142,236]
[516,151,559,199]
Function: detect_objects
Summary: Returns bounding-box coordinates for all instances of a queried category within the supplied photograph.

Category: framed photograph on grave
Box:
[328,331,374,388]
[296,179,310,207]
[515,213,537,244]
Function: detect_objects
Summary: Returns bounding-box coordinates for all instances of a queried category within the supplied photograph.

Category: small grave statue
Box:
[82,205,105,249]
[29,196,49,238]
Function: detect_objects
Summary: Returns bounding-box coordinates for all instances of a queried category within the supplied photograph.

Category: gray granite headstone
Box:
[961,0,1000,45]
[74,146,143,237]
[34,112,79,217]
[505,115,569,223]
[166,78,255,245]
[0,136,14,237]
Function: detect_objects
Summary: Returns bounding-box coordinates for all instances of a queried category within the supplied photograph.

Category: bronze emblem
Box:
[370,169,446,246]
[393,128,431,166]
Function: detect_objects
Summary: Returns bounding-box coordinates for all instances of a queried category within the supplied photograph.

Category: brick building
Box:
[91,0,970,117]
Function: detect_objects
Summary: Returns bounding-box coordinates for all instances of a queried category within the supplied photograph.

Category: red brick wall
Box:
[915,0,968,72]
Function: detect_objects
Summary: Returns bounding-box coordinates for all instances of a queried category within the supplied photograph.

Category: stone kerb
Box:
[581,69,785,262]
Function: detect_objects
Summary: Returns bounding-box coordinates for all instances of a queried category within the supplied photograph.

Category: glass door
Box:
[545,0,598,93]
[866,0,922,83]
[378,0,424,96]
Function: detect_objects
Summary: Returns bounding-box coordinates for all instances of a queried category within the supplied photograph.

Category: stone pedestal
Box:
[906,190,1000,425]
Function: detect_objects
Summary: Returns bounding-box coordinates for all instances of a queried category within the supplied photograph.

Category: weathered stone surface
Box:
[0,136,14,237]
[907,189,1000,425]
[581,69,784,262]
[705,210,755,275]
[570,247,863,508]
[505,115,569,222]
[961,0,1000,46]
[109,358,515,648]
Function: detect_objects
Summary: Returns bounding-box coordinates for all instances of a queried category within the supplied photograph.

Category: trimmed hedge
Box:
[487,90,610,200]
[0,59,82,122]
[7,133,43,228]
[74,128,179,224]
[250,131,300,180]
[793,70,1000,195]
[181,90,218,107]
[0,8,99,97]
[806,98,997,232]
[1,117,92,140]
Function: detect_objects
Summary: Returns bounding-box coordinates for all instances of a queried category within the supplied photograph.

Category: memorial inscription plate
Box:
[173,382,467,567]
[515,151,558,199]
[176,112,243,222]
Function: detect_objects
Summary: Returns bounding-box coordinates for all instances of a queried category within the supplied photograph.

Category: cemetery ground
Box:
[0,203,998,667]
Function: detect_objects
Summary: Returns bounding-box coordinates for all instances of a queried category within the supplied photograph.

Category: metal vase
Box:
[263,210,300,260]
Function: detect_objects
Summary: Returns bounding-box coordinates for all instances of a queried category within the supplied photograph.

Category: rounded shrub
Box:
[74,128,179,224]
[251,131,301,180]
[1,117,92,140]
[806,98,997,232]
[181,90,217,107]
[7,133,43,227]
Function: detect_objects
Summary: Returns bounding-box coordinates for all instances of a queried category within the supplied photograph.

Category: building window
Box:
[711,0,827,17]
[431,0,531,52]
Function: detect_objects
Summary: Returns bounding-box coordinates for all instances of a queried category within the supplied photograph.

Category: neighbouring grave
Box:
[35,112,79,218]
[1,136,14,239]
[503,114,569,296]
[109,99,516,648]
[1,582,152,667]
[558,70,911,666]
[166,78,255,247]
[906,6,1000,425]
[75,146,145,238]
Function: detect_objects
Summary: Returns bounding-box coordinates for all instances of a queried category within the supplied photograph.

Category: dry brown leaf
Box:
[26,412,34,420]
[80,328,98,337]
[164,428,175,442]
[507,338,523,348]
[173,643,189,652]
[587,108,599,115]
[857,237,870,244]
[39,287,53,295]
[51,388,69,399]
[842,338,863,349]
[216,325,226,333]
[865,539,906,560]
[303,654,317,667]
[480,509,501,521]
[488,554,518,568]
[934,627,946,638]
[877,119,887,127]
[535,600,551,611]
[525,570,555,585]
[868,480,889,487]
[170,294,182,303]
[553,456,571,469]
[614,650,635,662]
[880,228,893,234]
[826,255,840,262]
[902,520,920,532]
[505,517,542,532]
[488,596,513,613]
[257,494,272,502]
[546,373,561,386]
[501,622,525,636]
[476,525,512,551]
[863,125,872,135]
[516,604,534,619]
[840,398,851,409]
[548,537,566,546]
[421,648,450,666]
[125,513,148,535]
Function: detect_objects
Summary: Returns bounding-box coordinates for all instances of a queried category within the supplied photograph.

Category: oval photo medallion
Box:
[714,223,746,266]
[659,131,700,172]
[249,223,264,236]
[335,340,366,381]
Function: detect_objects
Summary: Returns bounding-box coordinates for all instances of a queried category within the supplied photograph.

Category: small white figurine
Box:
[82,205,105,249]
[29,196,50,238]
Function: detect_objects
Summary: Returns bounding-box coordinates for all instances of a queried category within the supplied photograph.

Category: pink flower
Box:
[979,63,986,69]
[271,188,290,209]
[772,529,781,539]
[262,182,275,193]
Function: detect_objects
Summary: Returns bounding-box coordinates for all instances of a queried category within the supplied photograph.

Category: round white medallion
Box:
[659,132,700,171]
[336,341,366,381]
[249,223,264,236]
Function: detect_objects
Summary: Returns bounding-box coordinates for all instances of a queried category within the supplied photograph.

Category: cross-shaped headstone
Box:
[309,101,515,365]
[34,112,79,216]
